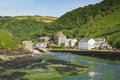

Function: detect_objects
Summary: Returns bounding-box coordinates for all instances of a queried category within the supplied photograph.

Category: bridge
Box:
[36,48,49,53]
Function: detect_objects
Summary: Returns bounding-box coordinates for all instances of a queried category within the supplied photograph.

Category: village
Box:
[23,31,113,53]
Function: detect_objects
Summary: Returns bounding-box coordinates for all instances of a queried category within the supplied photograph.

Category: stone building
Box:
[23,41,33,52]
[54,31,66,46]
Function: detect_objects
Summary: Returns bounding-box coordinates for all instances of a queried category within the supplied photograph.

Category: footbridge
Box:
[36,48,49,53]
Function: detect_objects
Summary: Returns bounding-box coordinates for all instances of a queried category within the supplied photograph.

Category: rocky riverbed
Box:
[0,53,90,80]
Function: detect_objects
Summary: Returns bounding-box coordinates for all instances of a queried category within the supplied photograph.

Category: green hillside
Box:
[45,0,120,48]
[0,16,53,48]
[76,10,120,48]
[0,17,47,41]
[0,0,120,49]
[80,10,120,37]
[0,29,17,48]
[53,0,120,29]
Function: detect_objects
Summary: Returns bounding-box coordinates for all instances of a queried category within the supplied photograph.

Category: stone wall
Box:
[49,50,120,60]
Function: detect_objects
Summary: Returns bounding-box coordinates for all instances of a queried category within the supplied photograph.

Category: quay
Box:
[48,49,120,60]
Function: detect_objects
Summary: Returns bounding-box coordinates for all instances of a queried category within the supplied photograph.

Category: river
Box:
[45,52,120,80]
[0,52,120,80]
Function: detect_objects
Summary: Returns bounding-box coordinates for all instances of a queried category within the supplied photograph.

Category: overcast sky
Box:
[0,0,103,17]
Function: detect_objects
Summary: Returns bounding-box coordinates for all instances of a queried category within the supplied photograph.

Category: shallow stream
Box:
[49,52,120,80]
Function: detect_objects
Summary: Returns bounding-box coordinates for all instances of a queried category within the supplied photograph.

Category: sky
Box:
[0,0,103,17]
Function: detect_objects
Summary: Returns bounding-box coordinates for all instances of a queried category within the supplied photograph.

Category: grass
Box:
[95,10,120,27]
[0,29,17,48]
[83,10,120,37]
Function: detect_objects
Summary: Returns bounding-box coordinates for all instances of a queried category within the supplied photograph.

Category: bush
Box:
[113,38,120,49]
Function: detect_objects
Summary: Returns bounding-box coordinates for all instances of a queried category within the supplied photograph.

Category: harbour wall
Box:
[49,49,120,60]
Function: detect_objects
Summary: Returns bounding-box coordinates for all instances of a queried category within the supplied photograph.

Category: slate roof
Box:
[80,38,90,42]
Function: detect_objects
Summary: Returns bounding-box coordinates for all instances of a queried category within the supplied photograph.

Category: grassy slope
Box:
[95,10,120,27]
[0,18,47,41]
[0,29,17,48]
[58,10,120,39]
[81,10,120,37]
[77,10,120,48]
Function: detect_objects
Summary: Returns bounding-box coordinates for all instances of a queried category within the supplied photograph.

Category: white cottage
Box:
[71,39,77,47]
[65,39,77,48]
[94,38,105,48]
[54,32,66,46]
[65,39,72,47]
[78,38,96,50]
[34,42,47,48]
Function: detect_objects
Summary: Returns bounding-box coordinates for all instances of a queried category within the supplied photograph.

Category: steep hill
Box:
[0,17,47,41]
[45,0,120,48]
[75,10,120,48]
[0,29,17,48]
[0,0,120,49]
[48,0,120,29]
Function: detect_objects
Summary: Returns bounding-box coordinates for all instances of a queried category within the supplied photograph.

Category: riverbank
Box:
[0,47,33,60]
[48,49,120,60]
[0,52,91,80]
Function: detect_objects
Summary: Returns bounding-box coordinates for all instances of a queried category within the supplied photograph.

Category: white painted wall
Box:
[34,43,47,48]
[88,39,96,50]
[79,41,88,50]
[78,39,96,50]
[65,39,77,48]
[71,39,77,47]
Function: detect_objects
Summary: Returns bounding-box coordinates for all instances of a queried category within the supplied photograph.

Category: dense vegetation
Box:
[48,0,120,29]
[0,0,120,49]
[45,0,120,49]
[0,17,47,41]
[108,32,120,49]
[0,29,17,48]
